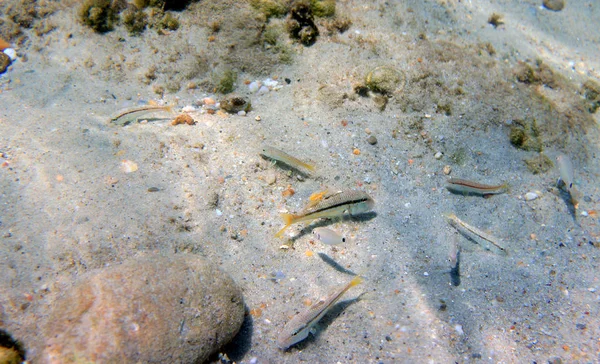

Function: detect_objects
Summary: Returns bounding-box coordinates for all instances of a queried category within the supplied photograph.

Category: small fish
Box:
[446,178,508,196]
[277,275,363,350]
[276,190,374,238]
[445,213,507,254]
[312,227,347,245]
[110,104,174,125]
[556,154,580,208]
[260,146,315,174]
[556,154,574,190]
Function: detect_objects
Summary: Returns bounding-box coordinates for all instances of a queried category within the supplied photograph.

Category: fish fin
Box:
[349,275,364,287]
[275,213,297,238]
[309,189,327,202]
[163,105,173,113]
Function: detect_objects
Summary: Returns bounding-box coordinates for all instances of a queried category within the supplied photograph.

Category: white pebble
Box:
[215,209,222,216]
[524,192,538,201]
[454,324,464,335]
[258,85,269,94]
[263,78,278,87]
[248,81,260,92]
[237,110,246,116]
[434,152,443,160]
[580,211,588,217]
[423,272,429,276]
[181,105,196,112]
[3,48,16,61]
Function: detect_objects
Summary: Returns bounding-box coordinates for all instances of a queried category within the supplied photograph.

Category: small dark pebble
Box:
[367,135,378,145]
[147,187,160,192]
[583,195,592,203]
[471,353,482,359]
[285,78,291,84]
[576,323,586,330]
[385,335,392,342]
[548,357,563,364]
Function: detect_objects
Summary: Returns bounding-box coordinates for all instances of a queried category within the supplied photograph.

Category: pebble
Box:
[434,152,443,160]
[0,52,11,74]
[524,192,539,201]
[543,0,565,11]
[258,85,269,94]
[265,172,277,185]
[41,254,244,363]
[367,135,378,145]
[248,81,260,92]
[237,110,246,116]
[181,105,196,112]
[3,48,16,61]
[443,165,452,175]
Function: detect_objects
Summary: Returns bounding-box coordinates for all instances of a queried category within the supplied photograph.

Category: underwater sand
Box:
[0,0,599,362]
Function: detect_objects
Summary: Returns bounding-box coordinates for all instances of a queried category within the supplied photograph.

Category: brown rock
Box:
[42,254,244,363]
[543,0,565,11]
[0,53,11,74]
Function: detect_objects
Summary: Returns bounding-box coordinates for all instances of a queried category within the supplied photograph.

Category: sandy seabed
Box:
[1,0,599,362]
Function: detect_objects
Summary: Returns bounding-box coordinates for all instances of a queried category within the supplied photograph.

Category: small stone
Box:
[543,0,565,11]
[219,95,251,114]
[367,135,378,145]
[0,52,11,74]
[255,115,261,121]
[443,165,452,175]
[171,113,195,126]
[237,110,246,116]
[434,152,443,160]
[248,81,260,92]
[265,172,277,185]
[524,192,539,201]
[41,255,244,363]
[202,97,216,105]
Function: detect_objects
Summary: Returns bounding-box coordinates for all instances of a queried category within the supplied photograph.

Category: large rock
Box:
[42,254,244,363]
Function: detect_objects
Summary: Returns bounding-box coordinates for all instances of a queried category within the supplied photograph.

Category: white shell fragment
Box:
[3,48,17,61]
[312,227,347,245]
[120,159,138,173]
[524,192,539,201]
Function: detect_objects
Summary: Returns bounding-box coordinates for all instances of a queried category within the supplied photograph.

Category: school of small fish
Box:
[107,104,585,352]
[258,144,584,351]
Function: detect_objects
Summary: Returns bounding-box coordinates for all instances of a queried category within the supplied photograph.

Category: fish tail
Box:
[275,213,297,238]
[349,275,364,287]
[302,162,316,172]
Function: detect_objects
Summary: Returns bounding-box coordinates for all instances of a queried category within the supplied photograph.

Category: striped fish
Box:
[275,190,374,238]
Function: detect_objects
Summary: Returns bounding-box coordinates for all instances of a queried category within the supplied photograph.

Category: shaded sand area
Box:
[1,0,599,362]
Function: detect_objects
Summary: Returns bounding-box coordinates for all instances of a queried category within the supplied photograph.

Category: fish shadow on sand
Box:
[289,212,378,243]
[285,295,364,351]
[218,305,253,361]
[557,188,578,223]
[261,157,313,178]
[112,116,171,127]
[318,253,358,276]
